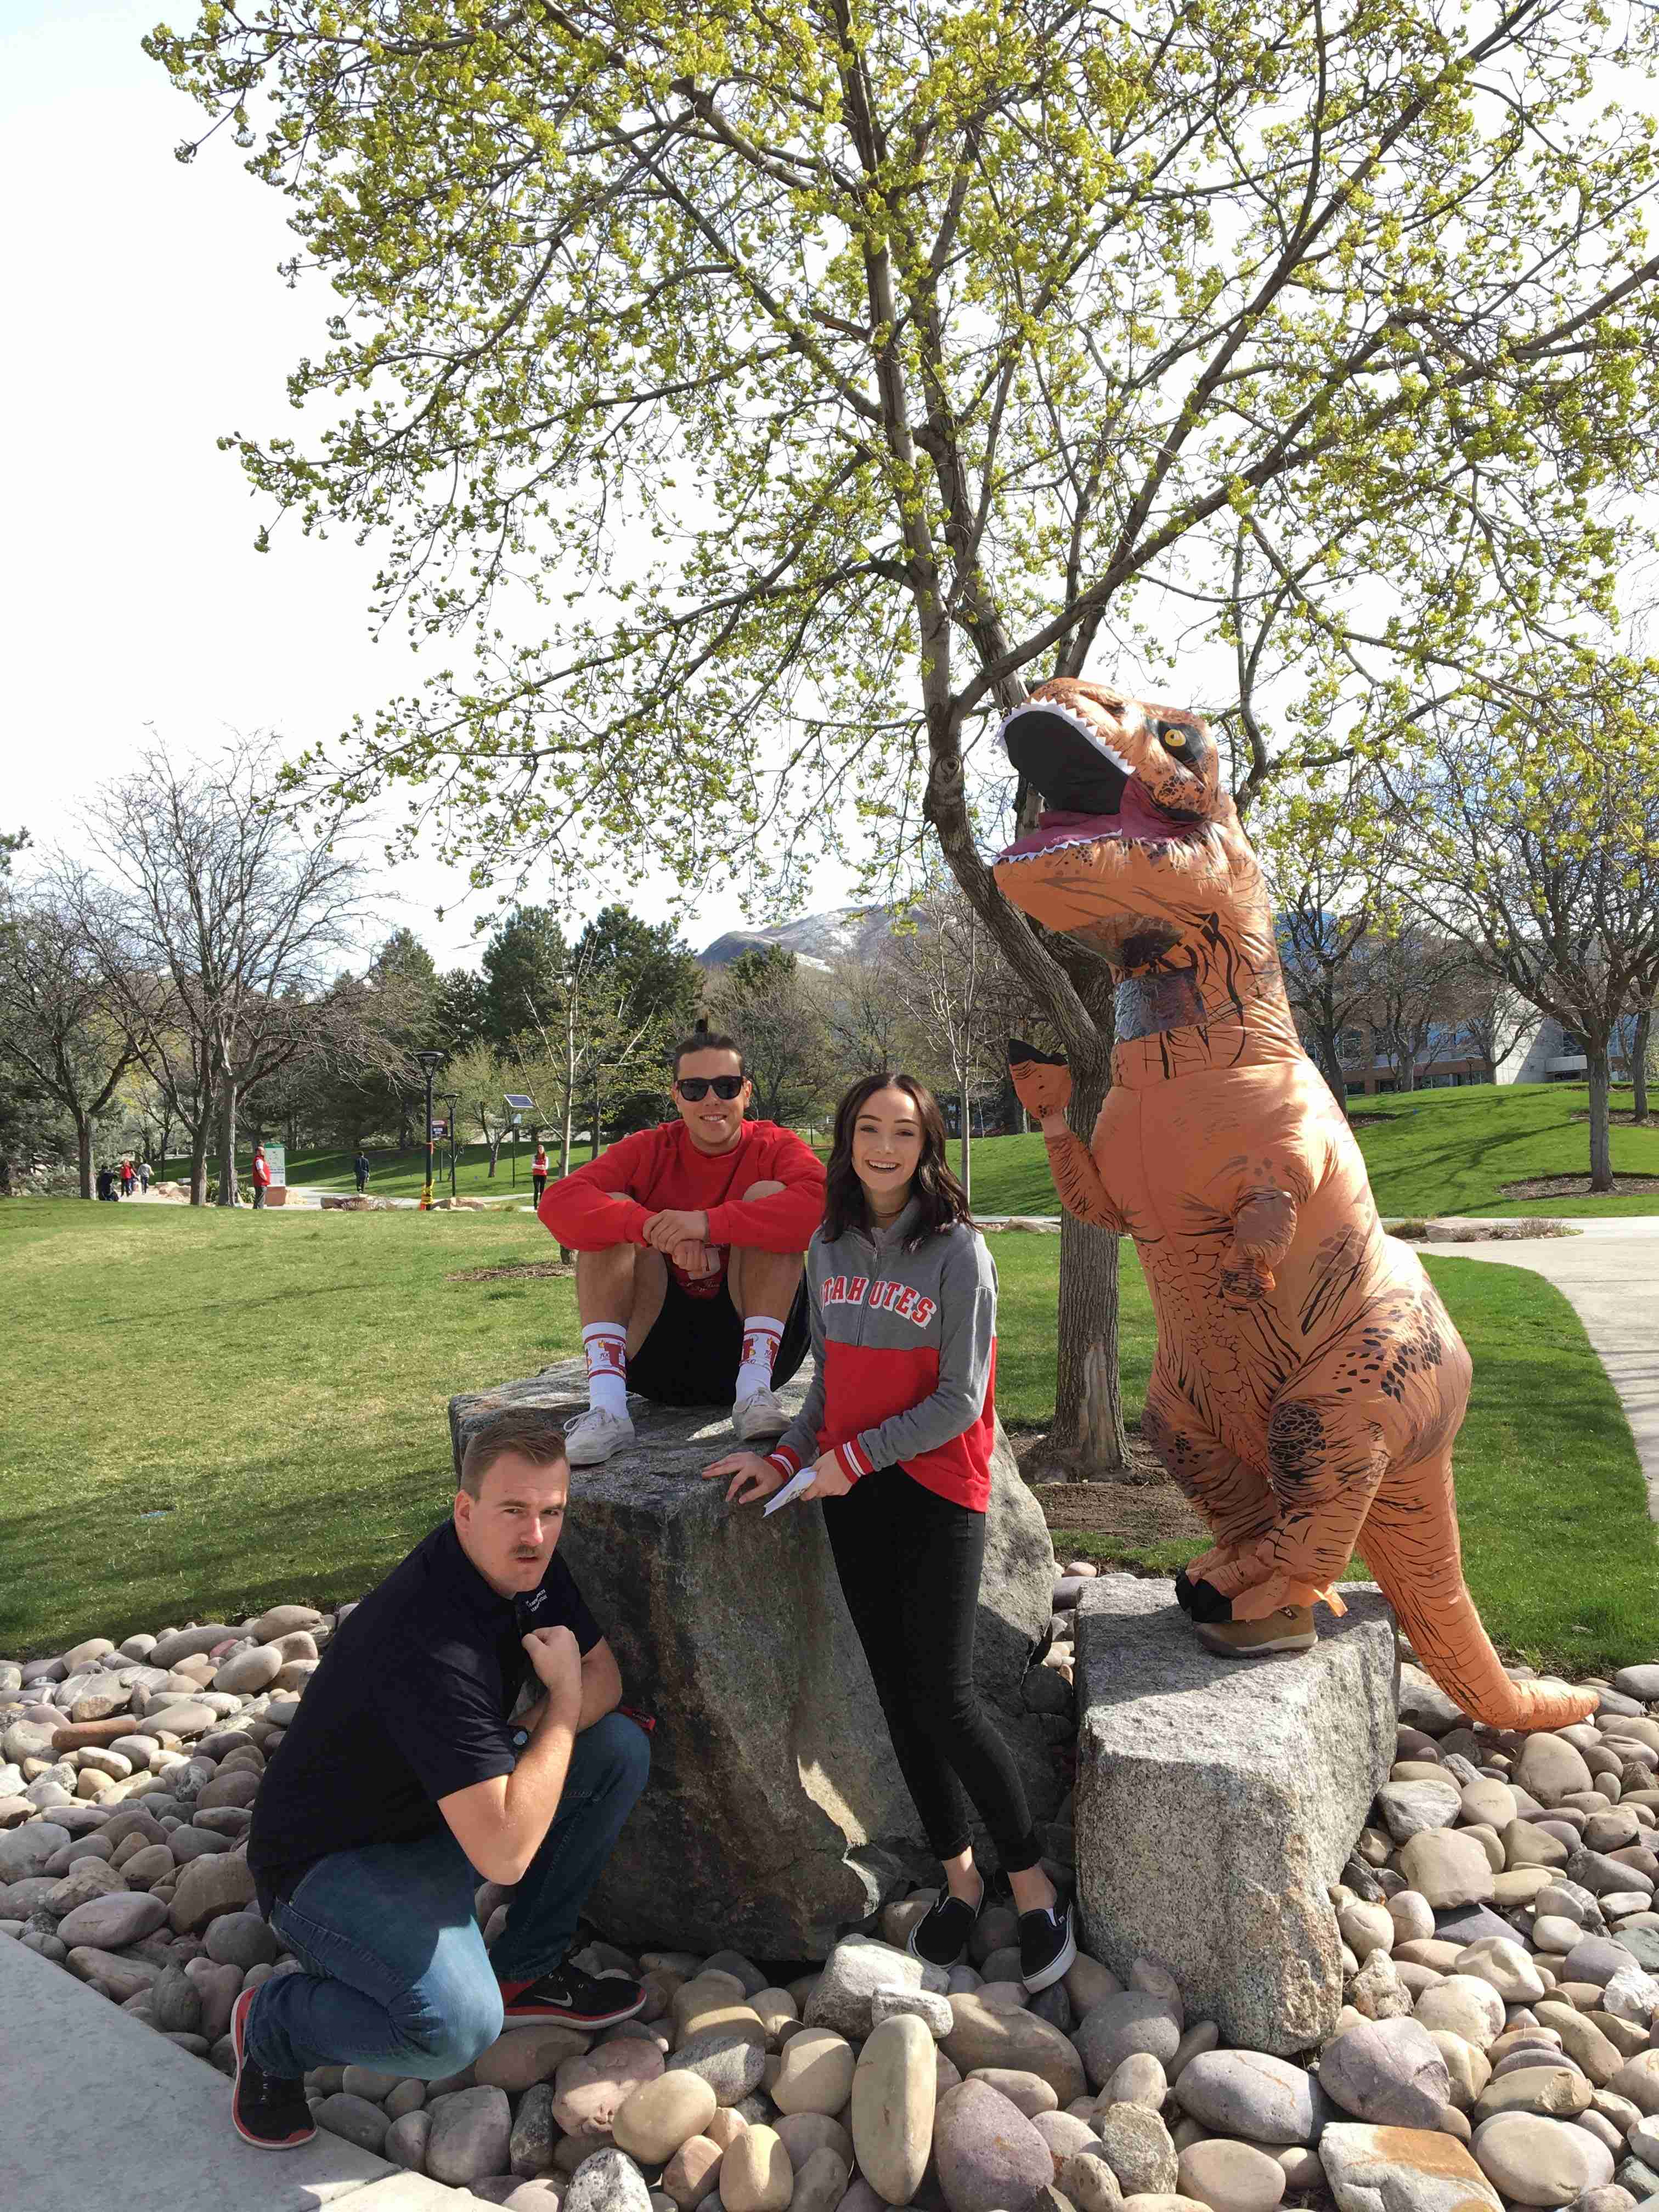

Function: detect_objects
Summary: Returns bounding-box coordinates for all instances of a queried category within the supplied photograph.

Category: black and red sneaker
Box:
[230,1986,316,2150]
[496,1961,647,2029]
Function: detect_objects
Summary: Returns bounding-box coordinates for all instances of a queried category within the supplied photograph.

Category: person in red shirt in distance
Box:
[538,1031,825,1466]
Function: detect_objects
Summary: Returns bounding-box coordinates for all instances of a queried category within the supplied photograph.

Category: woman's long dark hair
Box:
[823,1072,974,1245]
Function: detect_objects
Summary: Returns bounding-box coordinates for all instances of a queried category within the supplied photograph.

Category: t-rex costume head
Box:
[993,678,1594,1733]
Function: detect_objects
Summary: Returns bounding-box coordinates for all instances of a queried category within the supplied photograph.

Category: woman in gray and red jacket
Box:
[703,1073,1074,1993]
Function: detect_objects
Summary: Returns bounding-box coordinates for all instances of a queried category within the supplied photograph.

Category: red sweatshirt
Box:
[538,1119,825,1297]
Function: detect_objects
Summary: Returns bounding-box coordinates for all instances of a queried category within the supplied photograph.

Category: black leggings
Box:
[822,1465,1041,1874]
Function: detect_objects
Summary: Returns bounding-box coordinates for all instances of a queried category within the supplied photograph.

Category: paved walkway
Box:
[0,1935,476,2211]
[1413,1217,1659,1523]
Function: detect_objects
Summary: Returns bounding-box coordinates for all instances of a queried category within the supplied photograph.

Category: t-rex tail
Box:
[1360,1454,1598,1733]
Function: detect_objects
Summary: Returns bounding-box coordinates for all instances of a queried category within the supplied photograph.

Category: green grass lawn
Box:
[3,1200,1651,1675]
[167,1079,1658,1218]
[958,1079,1659,1219]
[157,1138,600,1203]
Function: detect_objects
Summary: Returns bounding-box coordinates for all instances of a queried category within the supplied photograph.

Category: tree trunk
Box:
[560,1093,574,1178]
[76,1111,94,1200]
[1316,1028,1348,1114]
[959,1086,971,1206]
[487,1126,503,1175]
[216,1081,240,1206]
[1587,1040,1614,1192]
[190,1122,211,1207]
[1634,1008,1652,1125]
[1049,1047,1128,1475]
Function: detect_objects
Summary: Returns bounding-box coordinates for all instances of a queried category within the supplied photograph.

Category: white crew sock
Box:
[582,1323,629,1420]
[736,1315,785,1403]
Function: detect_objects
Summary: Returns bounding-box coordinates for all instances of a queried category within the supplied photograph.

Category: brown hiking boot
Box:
[1193,1606,1317,1657]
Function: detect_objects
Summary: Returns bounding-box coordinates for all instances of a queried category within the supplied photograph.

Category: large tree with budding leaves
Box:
[148,0,1659,1464]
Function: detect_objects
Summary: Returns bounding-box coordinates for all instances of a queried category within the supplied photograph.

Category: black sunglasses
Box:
[676,1075,745,1101]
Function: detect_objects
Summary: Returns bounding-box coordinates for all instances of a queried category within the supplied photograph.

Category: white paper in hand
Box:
[762,1464,817,1516]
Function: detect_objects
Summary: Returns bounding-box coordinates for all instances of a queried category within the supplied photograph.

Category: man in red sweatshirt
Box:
[539,1032,826,1466]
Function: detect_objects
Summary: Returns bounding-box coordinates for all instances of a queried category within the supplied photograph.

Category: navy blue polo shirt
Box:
[248,1519,601,1910]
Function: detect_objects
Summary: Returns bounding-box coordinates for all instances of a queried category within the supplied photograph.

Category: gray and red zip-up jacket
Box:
[765,1204,998,1513]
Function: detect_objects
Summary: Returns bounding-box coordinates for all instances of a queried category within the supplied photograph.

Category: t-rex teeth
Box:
[1000,698,1135,777]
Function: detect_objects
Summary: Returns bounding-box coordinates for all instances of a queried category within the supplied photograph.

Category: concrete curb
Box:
[0,1935,483,2211]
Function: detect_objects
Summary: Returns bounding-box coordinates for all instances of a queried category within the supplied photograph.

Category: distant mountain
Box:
[697,905,896,974]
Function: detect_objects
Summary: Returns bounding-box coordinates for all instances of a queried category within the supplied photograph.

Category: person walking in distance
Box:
[139,1159,152,1194]
[233,1409,650,2151]
[539,1031,823,1466]
[354,1149,371,1194]
[703,1073,1075,1993]
[251,1144,271,1209]
[532,1141,550,1207]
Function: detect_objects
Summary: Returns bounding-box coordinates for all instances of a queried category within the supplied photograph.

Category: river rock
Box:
[934,2079,1056,2212]
[1073,1574,1395,2055]
[1317,2121,1502,2212]
[852,2013,935,2205]
[1097,2104,1178,2196]
[0,1822,70,1880]
[1412,1976,1506,2050]
[662,2135,724,2210]
[1318,2017,1451,2128]
[614,2072,719,2163]
[54,1876,169,1946]
[1398,1831,1496,1911]
[668,2027,769,2106]
[719,2123,792,2212]
[428,2084,514,2186]
[314,2091,391,2153]
[566,2147,653,2212]
[1471,2110,1613,2204]
[65,1945,163,2002]
[452,1363,1059,1954]
[805,1939,933,2039]
[943,1994,1087,2102]
[552,2039,664,2142]
[773,2027,855,2116]
[1518,1736,1596,1808]
[168,1849,254,1932]
[1175,2052,1320,2147]
[1076,1993,1183,2087]
[1176,2138,1286,2212]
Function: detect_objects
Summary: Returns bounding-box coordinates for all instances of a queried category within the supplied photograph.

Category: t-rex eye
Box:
[1157,723,1188,753]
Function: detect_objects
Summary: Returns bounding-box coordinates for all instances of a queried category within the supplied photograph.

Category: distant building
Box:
[1336,1013,1643,1096]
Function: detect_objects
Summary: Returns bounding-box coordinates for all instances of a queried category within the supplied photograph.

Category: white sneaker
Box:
[564,1405,635,1466]
[733,1387,789,1444]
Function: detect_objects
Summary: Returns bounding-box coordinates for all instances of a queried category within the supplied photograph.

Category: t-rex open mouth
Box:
[995,698,1199,861]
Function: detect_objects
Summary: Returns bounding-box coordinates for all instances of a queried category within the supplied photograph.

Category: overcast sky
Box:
[2,0,859,968]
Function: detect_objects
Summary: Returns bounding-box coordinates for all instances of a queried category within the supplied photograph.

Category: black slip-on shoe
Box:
[497,1962,647,2029]
[1019,1898,1077,1992]
[230,1986,316,2150]
[1173,1569,1195,1614]
[906,1875,985,1970]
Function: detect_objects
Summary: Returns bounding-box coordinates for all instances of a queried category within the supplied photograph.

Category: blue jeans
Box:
[245,1712,650,2079]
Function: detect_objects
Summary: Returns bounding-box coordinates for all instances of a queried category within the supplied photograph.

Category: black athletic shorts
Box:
[626,1271,811,1409]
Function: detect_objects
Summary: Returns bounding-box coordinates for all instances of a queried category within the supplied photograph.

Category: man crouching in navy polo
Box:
[232,1408,651,2151]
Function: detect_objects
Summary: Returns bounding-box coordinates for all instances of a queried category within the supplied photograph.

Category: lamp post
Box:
[415,1049,445,1210]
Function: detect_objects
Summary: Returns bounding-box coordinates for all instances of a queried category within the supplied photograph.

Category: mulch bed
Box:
[1011,1430,1209,1547]
[1570,1109,1655,1126]
[1498,1173,1659,1198]
[447,1260,577,1283]
[1392,1218,1575,1240]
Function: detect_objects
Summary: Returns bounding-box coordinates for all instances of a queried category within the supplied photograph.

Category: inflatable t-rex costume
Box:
[992,679,1594,1733]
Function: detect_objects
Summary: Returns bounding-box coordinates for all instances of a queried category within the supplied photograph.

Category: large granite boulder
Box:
[1074,1572,1397,2056]
[449,1358,1059,1956]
